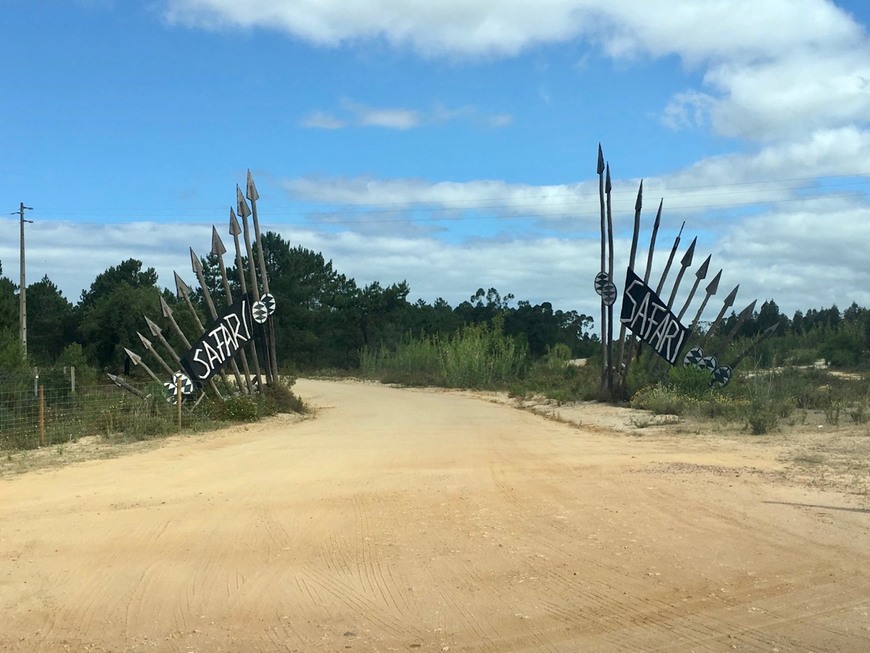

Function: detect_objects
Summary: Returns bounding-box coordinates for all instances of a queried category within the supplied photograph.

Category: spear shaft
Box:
[689,269,722,333]
[107,373,148,399]
[230,207,263,388]
[677,253,711,322]
[247,171,279,380]
[237,186,273,383]
[643,199,663,284]
[701,284,739,348]
[174,273,206,333]
[731,321,781,368]
[597,145,607,389]
[655,222,685,296]
[714,299,758,357]
[605,164,614,392]
[124,347,163,386]
[617,180,643,388]
[137,331,174,377]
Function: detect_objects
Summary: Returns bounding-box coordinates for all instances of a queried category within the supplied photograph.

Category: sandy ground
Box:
[0,378,868,652]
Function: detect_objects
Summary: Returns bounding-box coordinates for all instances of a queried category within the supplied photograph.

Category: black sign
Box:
[180,295,254,383]
[620,267,689,365]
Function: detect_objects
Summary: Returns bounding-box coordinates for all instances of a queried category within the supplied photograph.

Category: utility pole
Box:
[14,203,33,359]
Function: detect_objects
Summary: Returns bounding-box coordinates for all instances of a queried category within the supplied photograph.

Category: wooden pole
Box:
[38,384,45,447]
[176,375,182,431]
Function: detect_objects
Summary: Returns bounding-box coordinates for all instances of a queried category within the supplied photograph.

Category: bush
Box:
[259,378,307,416]
[630,384,695,416]
[209,395,259,422]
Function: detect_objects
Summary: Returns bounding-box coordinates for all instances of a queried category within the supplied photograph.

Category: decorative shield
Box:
[683,347,704,367]
[710,365,733,388]
[261,292,277,316]
[594,271,610,296]
[163,372,194,403]
[700,355,718,372]
[252,300,269,324]
[600,281,618,307]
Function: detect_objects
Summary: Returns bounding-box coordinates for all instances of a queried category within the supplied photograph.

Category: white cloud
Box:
[301,111,346,129]
[301,99,512,130]
[164,1,870,147]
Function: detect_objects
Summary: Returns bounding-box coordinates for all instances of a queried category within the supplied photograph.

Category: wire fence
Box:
[0,368,205,451]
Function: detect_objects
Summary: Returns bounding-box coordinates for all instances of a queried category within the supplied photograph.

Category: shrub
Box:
[209,395,259,422]
[259,379,307,416]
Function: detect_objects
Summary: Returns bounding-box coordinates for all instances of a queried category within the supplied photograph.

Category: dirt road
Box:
[1,379,868,652]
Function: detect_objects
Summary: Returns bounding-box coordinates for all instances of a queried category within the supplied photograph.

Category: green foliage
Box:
[209,395,259,422]
[258,378,307,416]
[362,321,527,390]
[440,321,527,389]
[630,384,696,416]
[666,365,714,399]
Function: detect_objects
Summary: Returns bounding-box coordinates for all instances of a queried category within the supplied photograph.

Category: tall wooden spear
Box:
[605,163,615,392]
[597,144,607,388]
[731,321,781,368]
[137,331,174,377]
[677,254,711,322]
[616,180,643,384]
[211,227,255,394]
[623,198,663,373]
[655,222,685,296]
[246,171,279,380]
[712,299,758,358]
[666,236,697,310]
[124,347,163,386]
[229,207,263,388]
[237,185,273,384]
[701,284,740,348]
[689,269,722,334]
[643,199,663,284]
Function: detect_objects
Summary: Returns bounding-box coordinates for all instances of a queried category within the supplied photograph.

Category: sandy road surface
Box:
[1,379,868,652]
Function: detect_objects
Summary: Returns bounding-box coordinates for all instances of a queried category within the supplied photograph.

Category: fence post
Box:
[70,366,76,395]
[33,367,39,397]
[176,375,182,431]
[39,384,45,447]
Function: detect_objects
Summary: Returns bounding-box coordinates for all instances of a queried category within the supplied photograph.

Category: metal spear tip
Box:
[653,199,663,228]
[763,321,782,337]
[723,284,740,308]
[236,185,251,219]
[190,247,203,274]
[597,144,605,174]
[124,348,143,365]
[228,207,242,236]
[737,299,758,319]
[174,271,191,298]
[159,295,173,318]
[694,253,711,279]
[246,169,259,202]
[680,236,697,267]
[137,331,152,348]
[144,315,162,336]
[635,180,643,212]
[705,269,723,295]
[211,225,227,257]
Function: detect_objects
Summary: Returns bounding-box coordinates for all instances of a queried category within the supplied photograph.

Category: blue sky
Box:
[2,0,870,322]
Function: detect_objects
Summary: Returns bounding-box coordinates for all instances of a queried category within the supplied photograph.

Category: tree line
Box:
[0,232,867,377]
[0,233,598,376]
